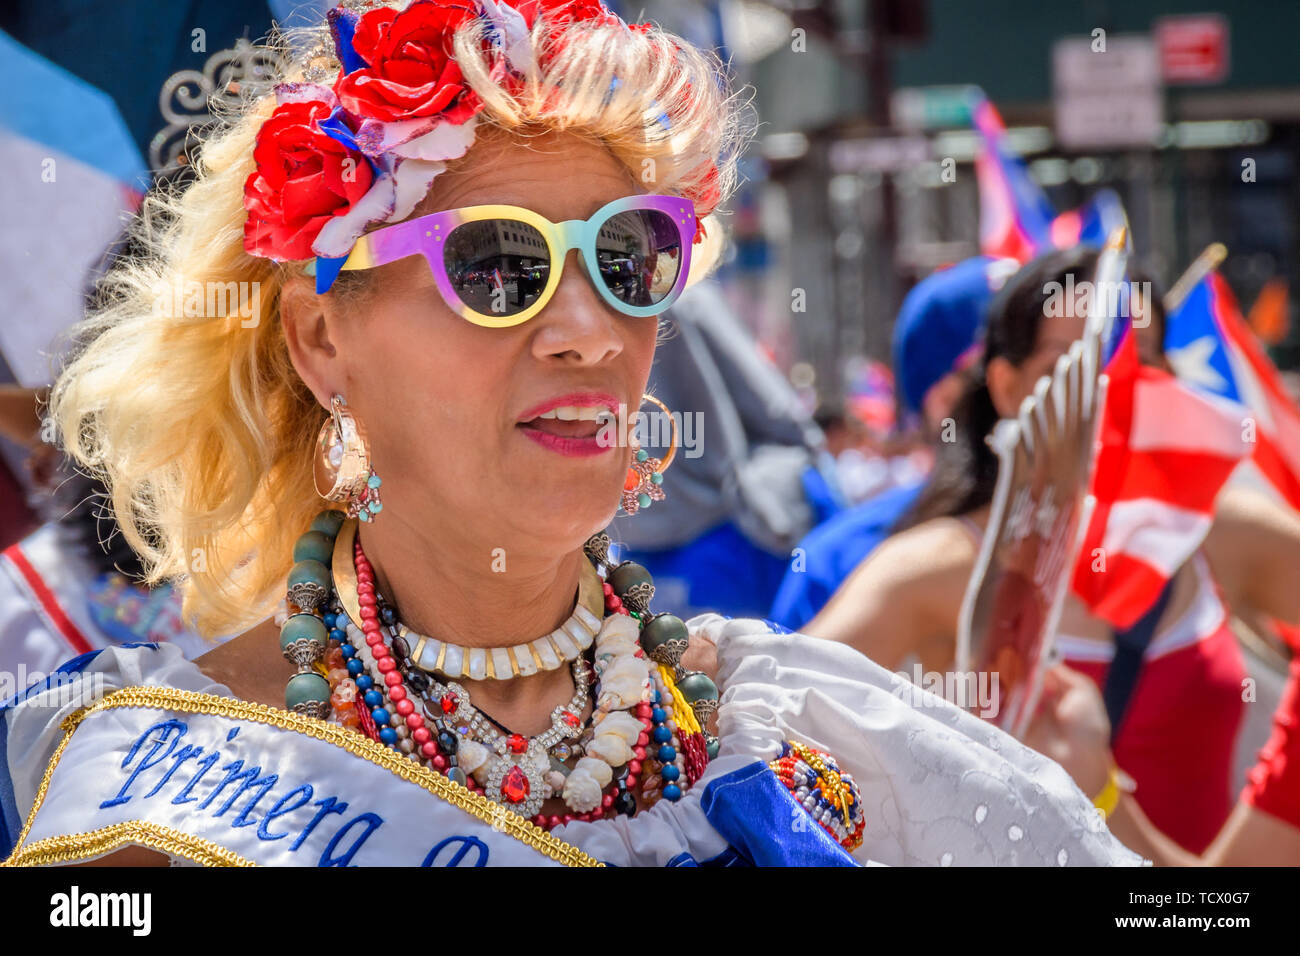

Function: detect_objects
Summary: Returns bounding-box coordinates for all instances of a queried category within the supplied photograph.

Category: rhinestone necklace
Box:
[427,663,590,819]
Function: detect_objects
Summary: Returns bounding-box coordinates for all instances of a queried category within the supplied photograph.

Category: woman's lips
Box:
[518,427,613,458]
[516,393,620,458]
[517,417,614,457]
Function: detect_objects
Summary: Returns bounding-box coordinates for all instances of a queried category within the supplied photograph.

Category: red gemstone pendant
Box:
[501,765,530,803]
[440,693,457,714]
[507,733,527,754]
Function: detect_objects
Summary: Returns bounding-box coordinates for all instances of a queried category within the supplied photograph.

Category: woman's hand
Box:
[679,629,719,736]
[678,631,717,681]
[1022,663,1112,798]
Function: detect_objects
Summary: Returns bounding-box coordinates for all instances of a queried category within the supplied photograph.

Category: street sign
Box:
[1053,34,1162,150]
[891,85,982,130]
[1155,14,1230,85]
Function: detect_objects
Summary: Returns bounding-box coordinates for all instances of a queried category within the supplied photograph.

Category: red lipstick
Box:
[516,391,621,459]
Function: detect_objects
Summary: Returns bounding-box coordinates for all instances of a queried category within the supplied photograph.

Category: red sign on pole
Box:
[1155,14,1229,85]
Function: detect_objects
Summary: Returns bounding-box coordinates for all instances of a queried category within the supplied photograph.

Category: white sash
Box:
[3,687,600,867]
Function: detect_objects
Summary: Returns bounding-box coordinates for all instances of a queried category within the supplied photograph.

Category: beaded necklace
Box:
[279,512,721,831]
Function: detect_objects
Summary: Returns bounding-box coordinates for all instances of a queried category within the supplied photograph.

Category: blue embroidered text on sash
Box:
[87,715,498,867]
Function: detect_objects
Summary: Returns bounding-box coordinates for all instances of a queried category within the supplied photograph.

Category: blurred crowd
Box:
[1,0,1297,867]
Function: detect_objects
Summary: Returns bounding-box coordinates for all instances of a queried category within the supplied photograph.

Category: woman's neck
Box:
[357,514,590,725]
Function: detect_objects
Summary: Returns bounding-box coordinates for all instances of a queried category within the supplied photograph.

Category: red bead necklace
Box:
[352,536,655,831]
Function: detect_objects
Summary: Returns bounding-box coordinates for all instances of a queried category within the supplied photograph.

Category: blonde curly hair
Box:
[51,3,748,638]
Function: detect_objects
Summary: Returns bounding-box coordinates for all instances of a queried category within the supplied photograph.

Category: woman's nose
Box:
[530,249,624,365]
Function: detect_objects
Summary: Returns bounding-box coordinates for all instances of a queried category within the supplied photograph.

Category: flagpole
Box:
[1165,242,1227,313]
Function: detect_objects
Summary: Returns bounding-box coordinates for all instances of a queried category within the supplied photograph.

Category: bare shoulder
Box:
[848,516,982,592]
[194,617,291,709]
[803,515,979,667]
[1207,483,1300,618]
[1207,482,1300,570]
[1214,483,1285,527]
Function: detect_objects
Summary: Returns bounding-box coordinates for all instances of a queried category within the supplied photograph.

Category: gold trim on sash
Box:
[3,686,602,868]
[7,823,256,867]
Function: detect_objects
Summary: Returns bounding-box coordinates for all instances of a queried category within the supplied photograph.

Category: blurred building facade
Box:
[633,0,1300,405]
[4,0,1296,410]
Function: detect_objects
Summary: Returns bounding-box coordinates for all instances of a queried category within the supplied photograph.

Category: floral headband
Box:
[242,0,720,283]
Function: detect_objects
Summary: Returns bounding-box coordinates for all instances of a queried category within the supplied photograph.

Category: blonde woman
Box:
[0,0,1137,867]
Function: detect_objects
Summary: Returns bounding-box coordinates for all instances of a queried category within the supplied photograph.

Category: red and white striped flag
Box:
[1207,272,1300,509]
[1070,332,1251,629]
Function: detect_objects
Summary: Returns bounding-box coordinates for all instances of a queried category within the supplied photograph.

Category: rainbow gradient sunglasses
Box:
[308,194,695,327]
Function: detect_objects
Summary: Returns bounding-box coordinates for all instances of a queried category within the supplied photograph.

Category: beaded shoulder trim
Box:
[768,741,865,853]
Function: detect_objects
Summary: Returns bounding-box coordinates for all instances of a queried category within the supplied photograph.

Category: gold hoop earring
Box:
[313,395,384,521]
[622,393,679,515]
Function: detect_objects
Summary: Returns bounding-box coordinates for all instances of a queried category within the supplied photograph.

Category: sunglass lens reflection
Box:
[594,209,683,307]
[443,219,550,317]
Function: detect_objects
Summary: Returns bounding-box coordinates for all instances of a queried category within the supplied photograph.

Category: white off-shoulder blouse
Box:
[0,615,1143,867]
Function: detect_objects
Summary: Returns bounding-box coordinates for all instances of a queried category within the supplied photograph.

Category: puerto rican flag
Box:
[1071,324,1251,630]
[971,96,1054,263]
[1165,270,1300,510]
[1050,188,1129,253]
[972,93,1128,264]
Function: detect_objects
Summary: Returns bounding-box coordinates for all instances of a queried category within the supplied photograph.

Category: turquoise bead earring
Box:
[621,393,678,516]
[355,471,384,522]
[313,394,384,521]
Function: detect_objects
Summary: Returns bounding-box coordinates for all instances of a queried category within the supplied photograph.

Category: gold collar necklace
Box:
[330,518,606,681]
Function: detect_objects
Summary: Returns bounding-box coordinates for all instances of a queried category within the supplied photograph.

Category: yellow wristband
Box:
[1092,765,1122,820]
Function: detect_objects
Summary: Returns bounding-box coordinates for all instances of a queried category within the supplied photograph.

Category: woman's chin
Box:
[510,478,621,542]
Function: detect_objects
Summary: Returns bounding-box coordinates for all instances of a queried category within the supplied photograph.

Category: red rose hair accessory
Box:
[335,2,482,129]
[242,1,712,275]
[685,161,722,243]
[244,3,484,264]
[243,99,377,261]
[513,0,618,24]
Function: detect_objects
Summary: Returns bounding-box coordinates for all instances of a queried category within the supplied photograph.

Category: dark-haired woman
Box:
[808,246,1300,854]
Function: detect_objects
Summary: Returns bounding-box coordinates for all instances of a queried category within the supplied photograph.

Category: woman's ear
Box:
[985,355,1022,420]
[280,274,341,409]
